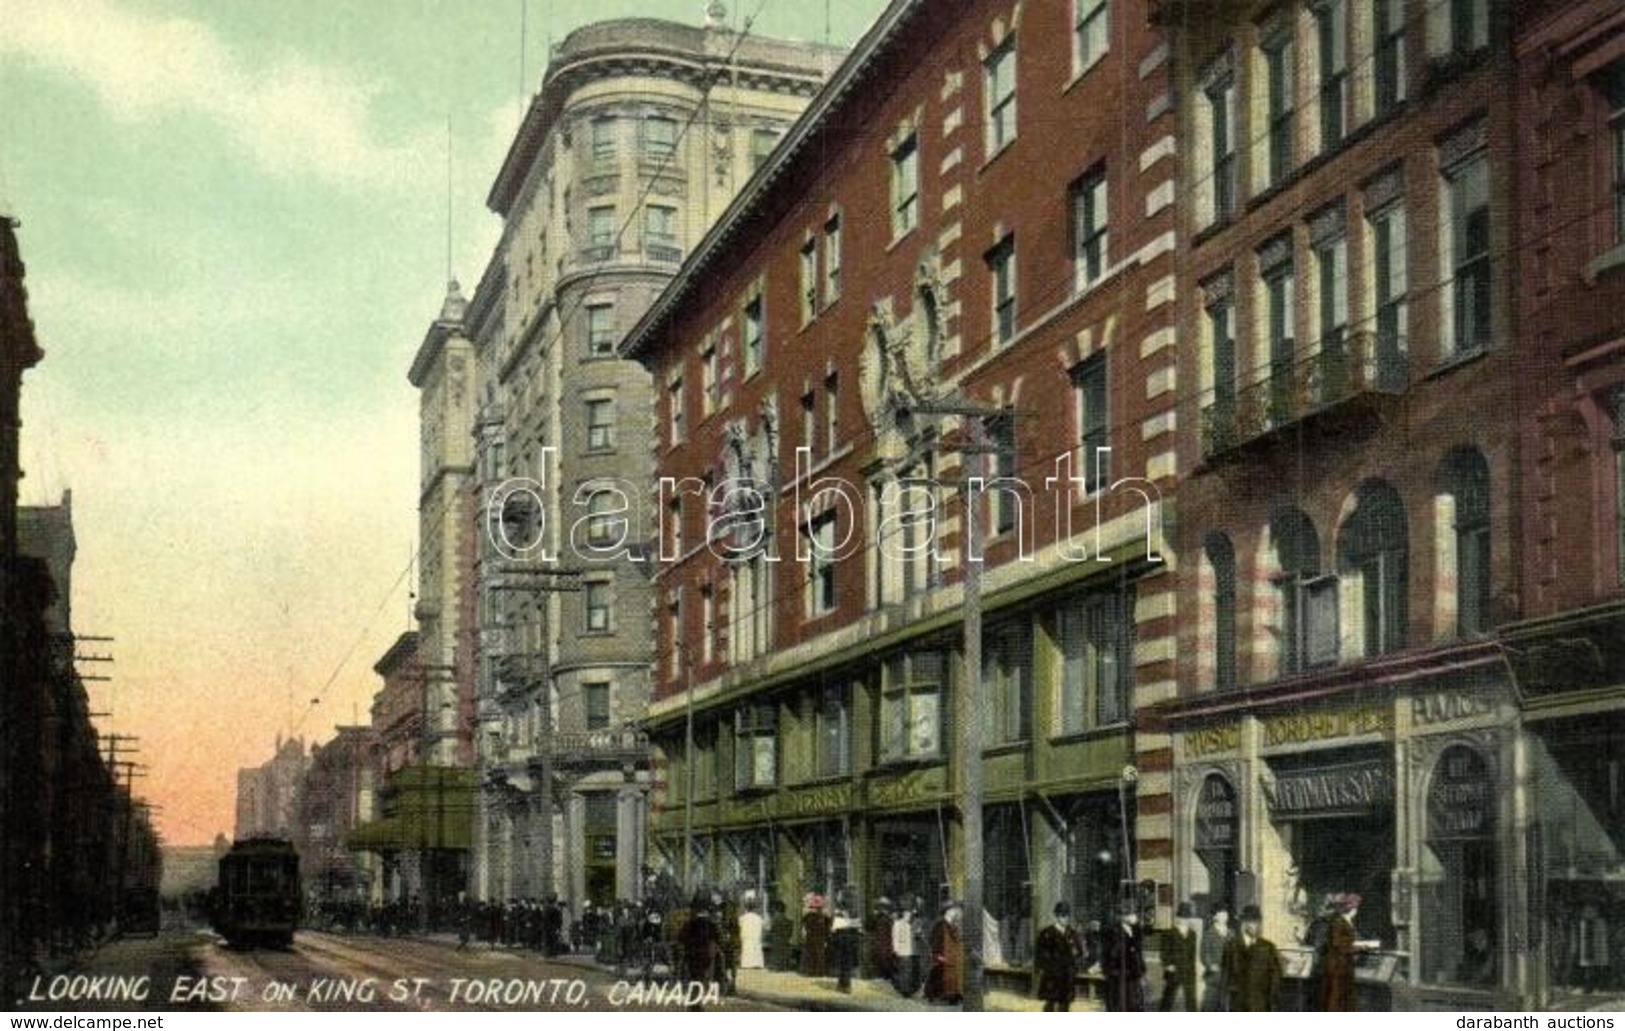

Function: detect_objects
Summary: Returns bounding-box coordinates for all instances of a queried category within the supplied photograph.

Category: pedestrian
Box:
[1100,898,1146,1012]
[924,901,965,1005]
[1199,905,1231,1011]
[1318,893,1362,1011]
[868,897,897,982]
[1159,901,1200,1010]
[801,893,831,976]
[1034,900,1084,1012]
[738,892,766,970]
[831,889,861,993]
[892,897,923,997]
[677,892,719,1012]
[765,897,792,972]
[1222,904,1282,1012]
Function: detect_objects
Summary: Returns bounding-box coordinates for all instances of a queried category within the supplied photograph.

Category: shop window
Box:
[734,702,777,791]
[801,820,851,897]
[1206,533,1238,691]
[874,818,945,913]
[1438,448,1491,637]
[1061,796,1129,926]
[880,650,945,763]
[1192,774,1239,917]
[1337,480,1409,658]
[985,805,1032,965]
[1421,745,1497,986]
[983,620,1033,746]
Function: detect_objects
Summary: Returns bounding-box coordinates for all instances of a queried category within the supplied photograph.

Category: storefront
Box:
[1165,664,1522,1009]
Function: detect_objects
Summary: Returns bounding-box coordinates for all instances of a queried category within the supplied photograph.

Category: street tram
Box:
[213,837,300,948]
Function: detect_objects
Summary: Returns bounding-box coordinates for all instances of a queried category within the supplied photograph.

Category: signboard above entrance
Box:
[1262,758,1394,817]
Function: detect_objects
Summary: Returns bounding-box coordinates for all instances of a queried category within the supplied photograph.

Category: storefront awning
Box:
[345,765,475,852]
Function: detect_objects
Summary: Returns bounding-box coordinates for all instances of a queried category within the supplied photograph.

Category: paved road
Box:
[15,928,781,1013]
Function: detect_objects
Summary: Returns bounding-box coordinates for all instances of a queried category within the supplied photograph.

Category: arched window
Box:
[1269,507,1329,674]
[1338,481,1409,657]
[1421,745,1497,986]
[1437,448,1491,637]
[1205,533,1238,690]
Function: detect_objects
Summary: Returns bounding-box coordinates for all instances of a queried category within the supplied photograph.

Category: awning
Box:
[346,765,475,852]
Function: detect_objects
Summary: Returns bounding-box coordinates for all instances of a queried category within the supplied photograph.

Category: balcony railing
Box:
[644,236,683,264]
[1201,330,1407,461]
[530,728,650,767]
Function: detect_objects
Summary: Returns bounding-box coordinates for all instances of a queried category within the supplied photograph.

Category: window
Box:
[591,117,617,165]
[1073,353,1109,494]
[1059,589,1131,732]
[734,703,777,791]
[825,371,840,455]
[880,651,945,762]
[1440,449,1491,637]
[729,553,772,663]
[1444,152,1491,358]
[1440,0,1489,57]
[986,411,1018,536]
[891,134,919,236]
[1206,534,1238,691]
[823,213,842,304]
[1074,0,1109,75]
[807,511,837,617]
[1338,481,1408,657]
[988,236,1017,346]
[1313,213,1349,394]
[1206,70,1237,223]
[801,390,817,456]
[701,339,719,418]
[1261,246,1296,425]
[585,579,612,633]
[700,584,715,664]
[643,116,677,160]
[646,205,678,252]
[799,237,818,325]
[1205,280,1238,447]
[584,682,611,731]
[743,294,764,376]
[814,685,850,779]
[588,206,615,248]
[668,377,684,445]
[985,38,1018,155]
[751,129,780,172]
[1072,168,1109,290]
[1614,390,1625,584]
[1369,199,1409,386]
[586,397,614,451]
[1262,28,1295,188]
[585,489,619,547]
[586,303,615,356]
[1607,69,1625,244]
[1374,0,1406,116]
[1271,508,1330,675]
[1316,0,1347,151]
[983,621,1032,746]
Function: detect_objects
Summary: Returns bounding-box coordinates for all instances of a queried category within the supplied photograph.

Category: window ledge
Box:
[733,785,777,798]
[1062,54,1109,97]
[869,756,944,774]
[979,138,1017,175]
[1425,346,1490,382]
[1585,243,1625,285]
[982,740,1028,757]
[886,226,918,254]
[1048,725,1130,747]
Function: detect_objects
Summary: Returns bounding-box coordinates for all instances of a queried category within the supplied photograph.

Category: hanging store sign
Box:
[1262,759,1393,816]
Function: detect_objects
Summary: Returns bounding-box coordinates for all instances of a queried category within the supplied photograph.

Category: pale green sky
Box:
[1,0,886,844]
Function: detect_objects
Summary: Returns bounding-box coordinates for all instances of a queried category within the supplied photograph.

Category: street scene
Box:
[4,0,1625,1015]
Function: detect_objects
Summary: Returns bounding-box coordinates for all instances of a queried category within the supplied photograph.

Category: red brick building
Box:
[1505,1,1625,1008]
[623,0,1180,981]
[1153,0,1525,1009]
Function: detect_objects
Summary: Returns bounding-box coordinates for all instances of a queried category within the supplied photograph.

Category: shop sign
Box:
[1262,759,1393,815]
[1194,774,1238,849]
[869,768,943,807]
[1185,724,1241,757]
[1411,691,1495,726]
[780,782,851,819]
[1262,705,1392,748]
[1426,747,1492,839]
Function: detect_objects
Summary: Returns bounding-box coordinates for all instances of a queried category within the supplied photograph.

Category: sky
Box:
[1,0,888,846]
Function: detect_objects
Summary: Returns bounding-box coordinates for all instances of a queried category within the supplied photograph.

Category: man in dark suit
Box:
[1223,904,1283,1012]
[1034,901,1085,1011]
[1101,899,1147,1011]
[1160,901,1200,1010]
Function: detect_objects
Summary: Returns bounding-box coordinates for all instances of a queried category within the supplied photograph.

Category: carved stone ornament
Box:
[859,298,932,429]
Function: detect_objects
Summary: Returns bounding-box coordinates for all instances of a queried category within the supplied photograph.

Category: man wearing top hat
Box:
[1101,898,1147,1011]
[1034,900,1085,1011]
[1222,904,1283,1012]
[1159,901,1201,1010]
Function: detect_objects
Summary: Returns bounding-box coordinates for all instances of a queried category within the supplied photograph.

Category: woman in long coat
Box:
[1318,895,1360,1012]
[924,904,965,1004]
